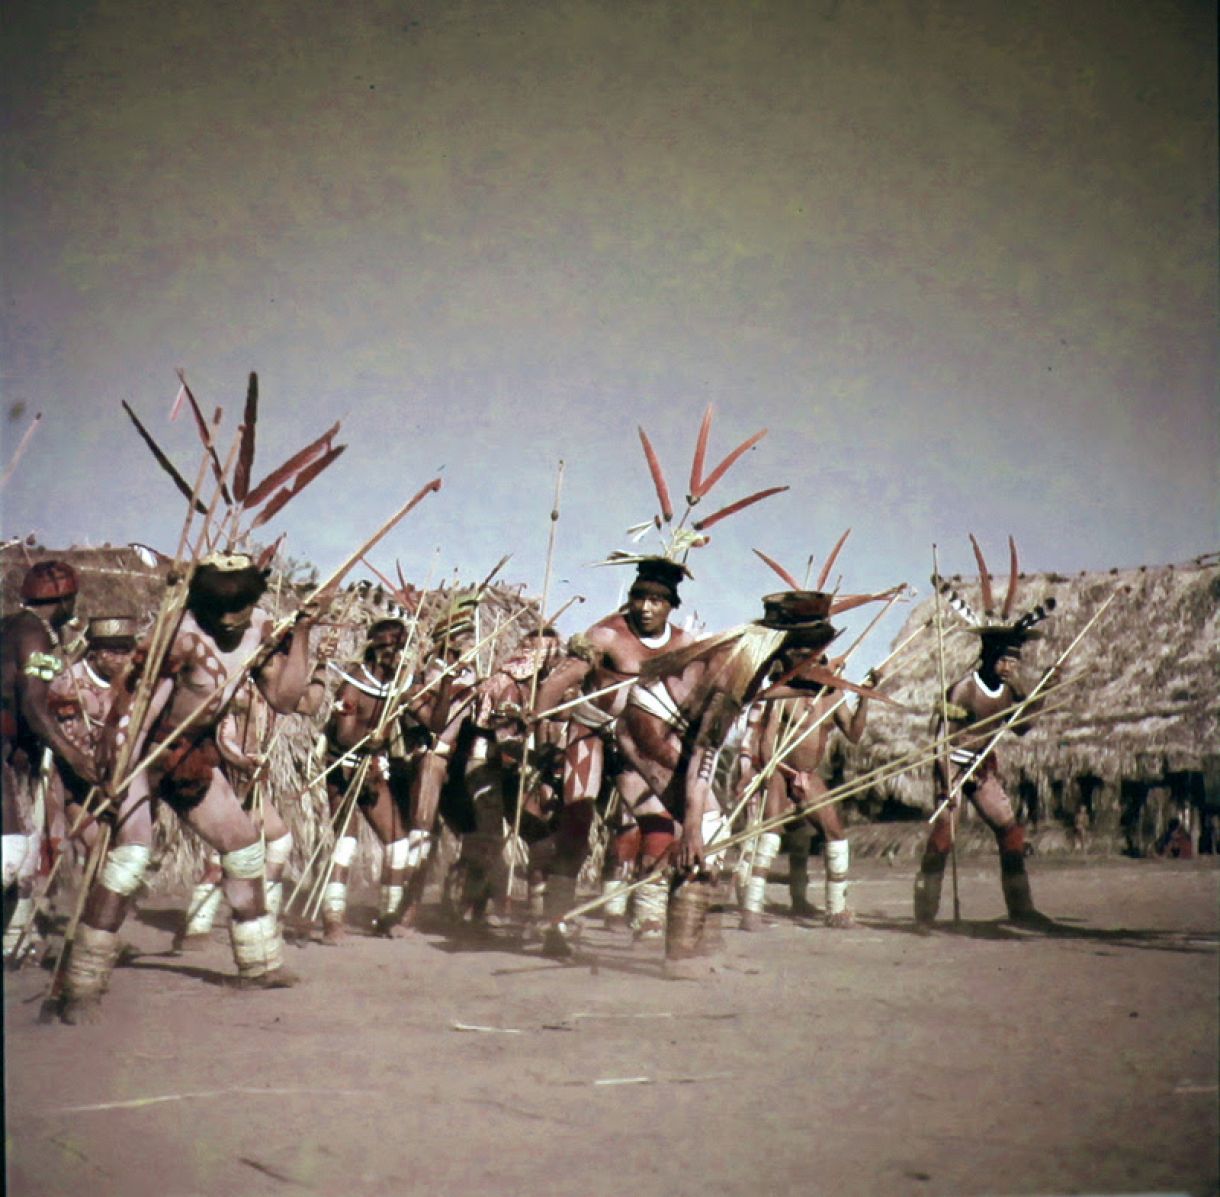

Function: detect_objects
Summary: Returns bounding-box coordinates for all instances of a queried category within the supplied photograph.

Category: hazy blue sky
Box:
[2,0,1216,665]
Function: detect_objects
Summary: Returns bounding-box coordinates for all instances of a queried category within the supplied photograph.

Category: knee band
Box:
[100,844,152,896]
[265,833,293,868]
[3,834,31,888]
[407,829,432,867]
[221,840,266,881]
[387,837,412,871]
[331,835,358,869]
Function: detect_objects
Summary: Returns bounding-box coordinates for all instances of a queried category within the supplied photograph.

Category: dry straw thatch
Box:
[848,554,1220,833]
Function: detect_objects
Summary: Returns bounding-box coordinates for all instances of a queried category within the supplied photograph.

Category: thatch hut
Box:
[844,554,1220,856]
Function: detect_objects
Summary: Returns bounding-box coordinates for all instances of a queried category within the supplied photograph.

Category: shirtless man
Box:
[531,558,695,955]
[318,619,421,943]
[616,590,860,974]
[46,616,141,857]
[448,627,565,925]
[2,563,100,963]
[915,625,1049,927]
[55,552,316,1021]
[735,651,877,928]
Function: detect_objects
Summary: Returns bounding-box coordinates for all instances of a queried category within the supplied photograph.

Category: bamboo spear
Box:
[506,462,564,903]
[931,544,961,921]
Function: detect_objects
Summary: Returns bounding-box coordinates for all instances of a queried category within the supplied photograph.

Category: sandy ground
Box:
[4,855,1217,1197]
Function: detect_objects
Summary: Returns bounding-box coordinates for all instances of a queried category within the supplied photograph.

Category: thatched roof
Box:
[849,554,1220,811]
[1,542,169,624]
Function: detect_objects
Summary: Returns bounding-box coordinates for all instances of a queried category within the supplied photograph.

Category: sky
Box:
[1,0,1216,670]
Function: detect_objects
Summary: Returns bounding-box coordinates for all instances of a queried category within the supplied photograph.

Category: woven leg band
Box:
[63,926,120,1001]
[825,839,850,916]
[743,832,781,914]
[230,912,284,978]
[185,883,223,936]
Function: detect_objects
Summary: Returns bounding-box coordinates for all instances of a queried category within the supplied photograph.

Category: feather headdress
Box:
[594,405,788,576]
[752,530,909,616]
[121,370,347,553]
[933,535,1055,647]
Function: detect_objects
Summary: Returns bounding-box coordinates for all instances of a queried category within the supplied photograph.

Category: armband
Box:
[941,702,970,722]
[566,633,599,667]
[23,652,64,681]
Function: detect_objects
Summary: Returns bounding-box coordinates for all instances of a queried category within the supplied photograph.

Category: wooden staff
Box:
[506,461,565,903]
[931,545,961,921]
[928,590,1117,823]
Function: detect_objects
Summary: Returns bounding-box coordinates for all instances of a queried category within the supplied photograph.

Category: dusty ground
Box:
[5,854,1217,1197]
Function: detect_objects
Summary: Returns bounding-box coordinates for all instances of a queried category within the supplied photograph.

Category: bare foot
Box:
[321,918,347,946]
[824,910,856,929]
[57,995,104,1025]
[232,966,301,990]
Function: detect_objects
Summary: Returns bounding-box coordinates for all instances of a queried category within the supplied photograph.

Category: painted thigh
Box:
[562,723,604,804]
[969,773,1017,832]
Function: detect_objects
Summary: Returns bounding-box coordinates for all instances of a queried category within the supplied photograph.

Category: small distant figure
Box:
[1072,803,1089,853]
[1155,817,1193,860]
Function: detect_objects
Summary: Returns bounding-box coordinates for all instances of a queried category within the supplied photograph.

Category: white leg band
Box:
[185,883,224,936]
[528,880,547,916]
[407,829,432,868]
[379,884,405,919]
[265,833,293,868]
[100,844,152,896]
[229,912,284,978]
[331,835,358,869]
[386,837,412,871]
[265,880,284,918]
[631,873,669,931]
[221,840,266,881]
[743,832,781,915]
[322,880,347,915]
[825,839,850,916]
[3,834,32,888]
[602,878,628,917]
